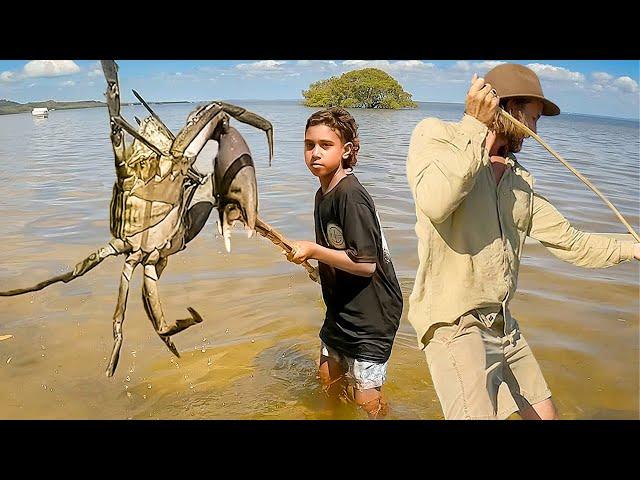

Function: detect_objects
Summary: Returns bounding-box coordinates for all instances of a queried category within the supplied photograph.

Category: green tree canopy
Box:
[302,68,417,109]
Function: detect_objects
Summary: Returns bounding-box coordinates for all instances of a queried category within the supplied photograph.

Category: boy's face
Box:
[304,125,350,178]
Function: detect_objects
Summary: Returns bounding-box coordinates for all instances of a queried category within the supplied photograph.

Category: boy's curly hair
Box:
[305,107,361,169]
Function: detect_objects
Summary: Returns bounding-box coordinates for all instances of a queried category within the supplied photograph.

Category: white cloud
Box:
[296,60,338,70]
[0,71,16,82]
[452,61,472,71]
[591,71,613,84]
[393,60,436,71]
[587,71,638,94]
[236,60,286,72]
[341,60,436,73]
[24,60,80,78]
[87,61,102,78]
[612,76,638,94]
[526,63,585,83]
[451,61,507,74]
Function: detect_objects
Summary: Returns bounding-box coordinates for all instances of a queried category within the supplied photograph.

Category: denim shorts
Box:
[320,342,388,391]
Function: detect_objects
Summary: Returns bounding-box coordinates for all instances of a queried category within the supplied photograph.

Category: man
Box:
[406,63,639,420]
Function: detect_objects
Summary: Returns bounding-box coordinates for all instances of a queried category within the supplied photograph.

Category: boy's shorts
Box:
[424,308,552,420]
[320,342,388,391]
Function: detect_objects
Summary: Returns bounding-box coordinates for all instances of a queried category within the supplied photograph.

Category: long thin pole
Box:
[499,109,640,242]
[255,217,320,283]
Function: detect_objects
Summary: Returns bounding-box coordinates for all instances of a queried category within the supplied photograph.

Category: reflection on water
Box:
[0,101,638,419]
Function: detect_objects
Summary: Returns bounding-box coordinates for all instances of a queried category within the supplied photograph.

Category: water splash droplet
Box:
[207,358,212,366]
[201,348,206,353]
[6,357,12,364]
[127,392,132,398]
[147,384,152,389]
[125,375,130,382]
[143,394,147,400]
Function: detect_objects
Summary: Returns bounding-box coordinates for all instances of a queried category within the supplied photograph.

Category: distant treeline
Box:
[0,99,191,115]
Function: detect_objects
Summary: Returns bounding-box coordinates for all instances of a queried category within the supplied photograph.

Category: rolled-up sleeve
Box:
[528,192,635,267]
[406,115,490,224]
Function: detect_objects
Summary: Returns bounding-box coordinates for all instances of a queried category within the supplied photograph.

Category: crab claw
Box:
[227,165,258,232]
[219,202,251,253]
[214,125,258,240]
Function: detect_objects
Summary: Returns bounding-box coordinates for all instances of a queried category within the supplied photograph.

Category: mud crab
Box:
[0,60,274,377]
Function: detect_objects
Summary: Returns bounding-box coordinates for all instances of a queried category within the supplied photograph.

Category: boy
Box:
[288,107,403,419]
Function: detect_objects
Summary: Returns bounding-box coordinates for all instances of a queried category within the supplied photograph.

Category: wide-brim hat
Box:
[485,63,560,116]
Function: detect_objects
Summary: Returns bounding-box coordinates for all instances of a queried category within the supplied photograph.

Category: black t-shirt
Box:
[314,173,403,363]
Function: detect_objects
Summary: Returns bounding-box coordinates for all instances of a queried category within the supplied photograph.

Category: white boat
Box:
[31,107,49,117]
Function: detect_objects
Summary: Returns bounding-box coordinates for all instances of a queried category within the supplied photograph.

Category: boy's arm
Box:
[528,192,638,267]
[406,115,490,224]
[289,242,376,277]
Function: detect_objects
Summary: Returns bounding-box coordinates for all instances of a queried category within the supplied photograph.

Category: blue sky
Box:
[0,60,638,119]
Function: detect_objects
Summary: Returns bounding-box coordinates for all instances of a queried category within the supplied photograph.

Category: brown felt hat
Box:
[485,63,560,116]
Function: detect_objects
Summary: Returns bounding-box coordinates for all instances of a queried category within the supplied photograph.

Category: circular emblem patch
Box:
[326,223,345,249]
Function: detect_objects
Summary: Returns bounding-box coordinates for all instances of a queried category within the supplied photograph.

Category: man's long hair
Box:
[491,98,530,154]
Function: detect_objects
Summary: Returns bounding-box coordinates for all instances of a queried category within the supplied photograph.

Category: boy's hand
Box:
[633,243,640,260]
[287,241,317,264]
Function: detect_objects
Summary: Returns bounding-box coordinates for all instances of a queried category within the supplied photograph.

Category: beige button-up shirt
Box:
[406,114,635,349]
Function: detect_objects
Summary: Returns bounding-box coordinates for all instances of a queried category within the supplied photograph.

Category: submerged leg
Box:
[141,251,203,358]
[0,239,129,296]
[106,250,143,377]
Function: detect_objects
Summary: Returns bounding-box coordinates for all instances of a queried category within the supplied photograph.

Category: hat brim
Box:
[501,94,560,116]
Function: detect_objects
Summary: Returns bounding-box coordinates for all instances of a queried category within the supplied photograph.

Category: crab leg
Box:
[101,60,166,159]
[131,89,175,140]
[139,256,179,358]
[0,239,129,296]
[141,250,203,344]
[106,250,143,377]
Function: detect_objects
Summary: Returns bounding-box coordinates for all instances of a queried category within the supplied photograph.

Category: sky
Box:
[0,60,638,120]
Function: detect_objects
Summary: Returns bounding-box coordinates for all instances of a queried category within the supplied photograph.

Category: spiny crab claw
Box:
[214,124,259,253]
[218,183,257,253]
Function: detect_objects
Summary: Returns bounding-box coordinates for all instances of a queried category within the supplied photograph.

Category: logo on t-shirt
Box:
[326,222,345,249]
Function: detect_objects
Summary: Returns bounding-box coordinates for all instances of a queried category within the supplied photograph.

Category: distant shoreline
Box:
[0,100,192,116]
[1,99,636,123]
